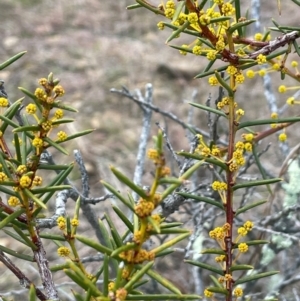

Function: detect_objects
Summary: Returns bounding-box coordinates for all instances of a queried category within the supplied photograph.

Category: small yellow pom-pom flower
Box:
[237,226,247,236]
[254,32,263,41]
[19,175,32,188]
[238,242,249,253]
[272,63,280,71]
[204,288,214,297]
[246,70,255,78]
[212,181,227,191]
[286,97,295,105]
[291,60,298,67]
[206,50,217,61]
[33,176,43,186]
[0,172,8,182]
[53,85,65,97]
[256,54,267,65]
[135,198,154,218]
[235,141,244,150]
[244,142,252,152]
[57,246,71,257]
[221,3,235,15]
[57,216,66,230]
[243,133,254,141]
[41,120,53,131]
[216,38,225,52]
[157,21,164,30]
[147,148,159,160]
[57,131,68,142]
[236,109,244,116]
[208,76,218,86]
[165,8,175,19]
[161,165,171,177]
[227,65,238,75]
[258,69,266,77]
[16,165,27,174]
[199,14,210,25]
[8,196,20,207]
[54,109,64,119]
[188,12,198,24]
[271,112,278,119]
[279,132,287,142]
[192,45,202,55]
[278,85,287,93]
[39,78,48,86]
[0,97,9,107]
[116,288,128,301]
[166,0,175,9]
[233,287,244,297]
[71,218,79,227]
[244,221,254,231]
[32,137,44,148]
[34,88,47,101]
[25,104,37,114]
[235,73,245,84]
[108,282,115,291]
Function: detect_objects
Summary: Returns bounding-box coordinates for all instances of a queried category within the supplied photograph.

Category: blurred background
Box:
[0,0,300,300]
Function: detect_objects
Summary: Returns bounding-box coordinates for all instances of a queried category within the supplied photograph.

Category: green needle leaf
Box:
[177,192,225,210]
[0,51,26,70]
[235,200,267,216]
[0,208,25,229]
[124,262,154,291]
[110,166,148,199]
[0,244,34,261]
[230,264,254,272]
[235,271,279,285]
[75,234,113,255]
[233,178,282,190]
[189,102,227,118]
[145,269,182,295]
[23,189,47,209]
[185,260,224,276]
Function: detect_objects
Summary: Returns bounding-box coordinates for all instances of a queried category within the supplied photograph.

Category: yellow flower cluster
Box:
[57,131,68,142]
[19,175,32,188]
[116,288,128,301]
[211,181,227,191]
[32,137,44,148]
[195,135,221,159]
[238,242,248,253]
[119,248,155,264]
[33,176,43,186]
[57,216,66,230]
[135,198,154,218]
[34,88,47,101]
[233,287,244,297]
[57,246,71,257]
[16,165,27,175]
[0,97,9,107]
[53,85,65,96]
[8,196,20,207]
[25,104,37,115]
[41,120,53,131]
[204,288,214,297]
[71,218,79,227]
[215,254,226,263]
[236,221,254,243]
[209,226,226,240]
[54,109,64,119]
